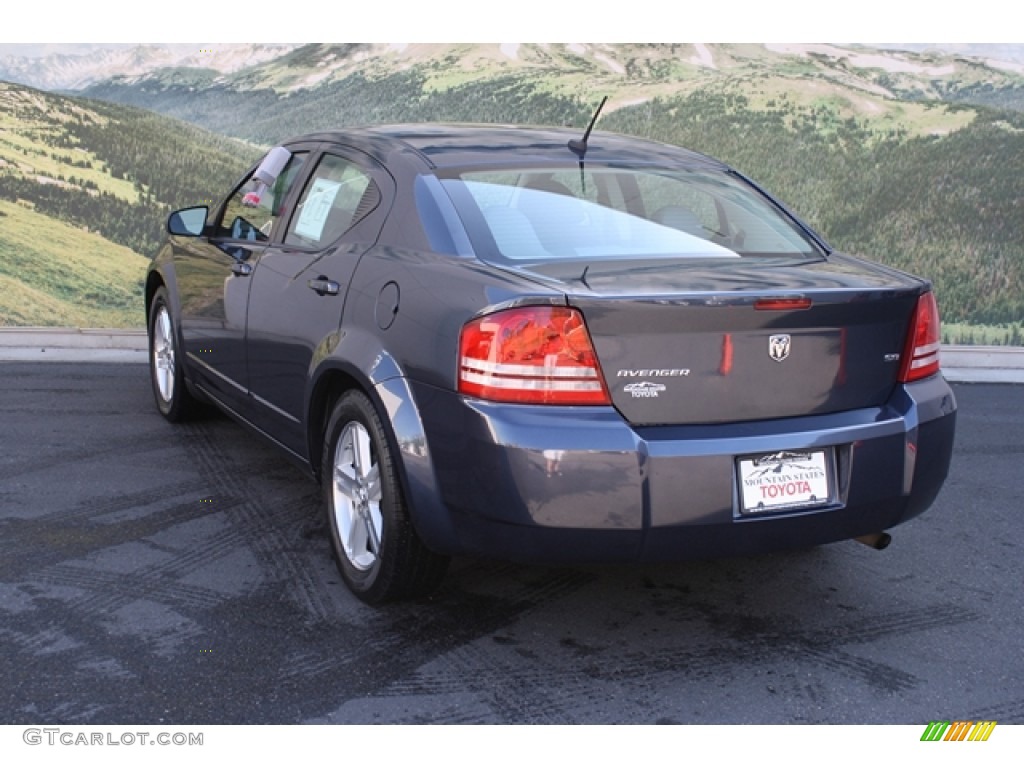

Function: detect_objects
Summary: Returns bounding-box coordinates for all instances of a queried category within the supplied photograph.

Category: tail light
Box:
[898,291,941,382]
[458,306,610,405]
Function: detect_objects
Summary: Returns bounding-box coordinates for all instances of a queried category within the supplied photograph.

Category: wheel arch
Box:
[305,328,407,484]
[144,244,180,324]
[306,333,460,553]
[144,270,166,327]
[307,365,365,483]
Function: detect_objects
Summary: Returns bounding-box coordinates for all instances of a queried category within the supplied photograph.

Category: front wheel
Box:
[323,391,449,604]
[148,287,199,422]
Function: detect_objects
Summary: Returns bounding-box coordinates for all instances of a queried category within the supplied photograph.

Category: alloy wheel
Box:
[152,306,176,403]
[332,421,383,571]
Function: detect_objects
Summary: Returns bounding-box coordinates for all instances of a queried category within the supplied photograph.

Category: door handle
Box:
[308,277,340,296]
[231,261,253,276]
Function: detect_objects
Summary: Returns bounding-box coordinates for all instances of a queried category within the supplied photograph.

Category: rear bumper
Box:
[402,375,956,561]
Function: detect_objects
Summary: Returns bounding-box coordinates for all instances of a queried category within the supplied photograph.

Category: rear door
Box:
[245,146,394,456]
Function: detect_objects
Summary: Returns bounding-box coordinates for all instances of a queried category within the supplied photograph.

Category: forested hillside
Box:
[84,70,592,145]
[603,92,1024,329]
[82,62,1024,330]
[0,83,259,254]
[0,82,259,325]
[3,43,1023,336]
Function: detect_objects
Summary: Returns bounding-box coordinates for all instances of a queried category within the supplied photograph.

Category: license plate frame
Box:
[737,448,835,516]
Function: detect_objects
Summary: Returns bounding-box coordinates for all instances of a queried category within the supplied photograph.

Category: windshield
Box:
[438,166,824,263]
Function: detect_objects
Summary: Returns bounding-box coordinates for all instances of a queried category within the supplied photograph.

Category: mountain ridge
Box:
[0,44,303,91]
[1,44,1022,333]
[4,42,1024,98]
[75,43,1024,144]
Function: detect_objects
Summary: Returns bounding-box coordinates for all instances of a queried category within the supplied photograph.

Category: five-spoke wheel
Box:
[323,391,449,603]
[148,287,198,422]
[152,303,176,404]
[332,421,384,572]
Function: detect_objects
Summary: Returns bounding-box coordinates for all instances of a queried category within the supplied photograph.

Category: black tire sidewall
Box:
[322,391,400,602]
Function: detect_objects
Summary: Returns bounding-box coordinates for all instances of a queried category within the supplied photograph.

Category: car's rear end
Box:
[401,136,956,561]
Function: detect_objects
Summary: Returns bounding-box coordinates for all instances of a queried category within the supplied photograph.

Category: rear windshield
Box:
[438,166,824,263]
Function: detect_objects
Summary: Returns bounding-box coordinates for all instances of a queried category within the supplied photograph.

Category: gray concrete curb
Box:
[0,327,148,364]
[1,327,1022,383]
[930,345,1024,384]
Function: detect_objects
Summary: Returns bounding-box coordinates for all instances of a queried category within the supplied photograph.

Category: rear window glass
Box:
[438,166,823,263]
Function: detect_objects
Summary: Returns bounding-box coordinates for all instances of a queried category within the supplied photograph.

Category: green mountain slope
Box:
[80,43,1024,143]
[4,44,1023,332]
[0,198,146,326]
[79,44,1024,328]
[604,93,1024,328]
[0,82,259,326]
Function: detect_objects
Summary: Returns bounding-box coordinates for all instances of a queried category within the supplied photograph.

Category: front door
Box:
[176,148,311,409]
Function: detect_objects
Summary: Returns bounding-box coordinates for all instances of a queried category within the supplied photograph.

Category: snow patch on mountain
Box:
[690,44,716,69]
[766,44,955,75]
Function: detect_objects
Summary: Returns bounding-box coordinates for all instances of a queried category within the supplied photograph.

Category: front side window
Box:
[439,166,823,263]
[216,151,308,241]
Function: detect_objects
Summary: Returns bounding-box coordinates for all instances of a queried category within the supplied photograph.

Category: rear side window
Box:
[439,166,822,263]
[284,154,380,248]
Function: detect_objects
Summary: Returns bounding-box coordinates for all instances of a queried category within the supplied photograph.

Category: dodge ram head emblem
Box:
[768,334,791,362]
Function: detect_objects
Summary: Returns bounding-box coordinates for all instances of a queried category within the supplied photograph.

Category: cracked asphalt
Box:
[0,363,1021,725]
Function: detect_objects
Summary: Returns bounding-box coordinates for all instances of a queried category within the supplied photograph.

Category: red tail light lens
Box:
[458,306,610,405]
[898,291,942,382]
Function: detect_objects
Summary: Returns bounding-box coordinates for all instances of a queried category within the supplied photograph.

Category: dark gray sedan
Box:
[146,123,957,603]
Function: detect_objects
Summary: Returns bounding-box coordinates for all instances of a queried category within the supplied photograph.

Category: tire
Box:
[148,286,199,422]
[323,390,449,604]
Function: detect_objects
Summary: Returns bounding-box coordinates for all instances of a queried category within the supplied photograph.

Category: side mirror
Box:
[167,206,208,237]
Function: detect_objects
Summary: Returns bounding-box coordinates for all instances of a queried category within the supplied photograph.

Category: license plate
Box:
[738,449,833,515]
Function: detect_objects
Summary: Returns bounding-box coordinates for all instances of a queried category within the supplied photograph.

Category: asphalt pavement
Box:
[0,362,1021,725]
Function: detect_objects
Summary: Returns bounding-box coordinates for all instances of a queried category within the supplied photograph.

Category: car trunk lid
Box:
[503,255,925,426]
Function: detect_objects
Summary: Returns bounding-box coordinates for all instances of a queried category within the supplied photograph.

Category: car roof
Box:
[282,123,727,172]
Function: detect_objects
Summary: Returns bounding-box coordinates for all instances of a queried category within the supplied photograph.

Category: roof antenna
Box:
[579,263,591,290]
[568,96,607,195]
[568,96,608,160]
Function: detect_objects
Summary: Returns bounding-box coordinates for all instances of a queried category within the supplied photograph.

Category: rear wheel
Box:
[323,391,449,604]
[148,287,199,422]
